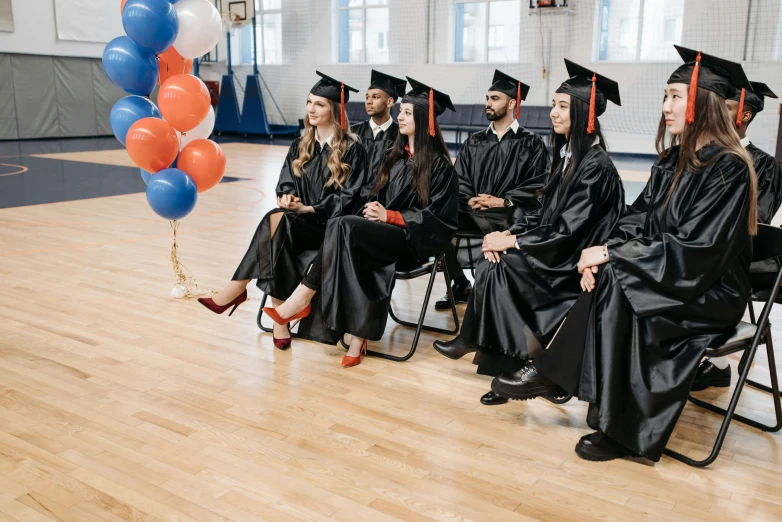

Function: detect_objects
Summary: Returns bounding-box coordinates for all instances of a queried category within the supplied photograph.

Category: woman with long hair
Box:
[492,47,757,464]
[433,61,625,408]
[265,78,459,367]
[198,72,368,349]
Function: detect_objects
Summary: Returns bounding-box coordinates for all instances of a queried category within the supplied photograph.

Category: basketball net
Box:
[221,12,241,33]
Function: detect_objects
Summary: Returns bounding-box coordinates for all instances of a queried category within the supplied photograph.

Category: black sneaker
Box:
[434,280,472,310]
[691,360,732,391]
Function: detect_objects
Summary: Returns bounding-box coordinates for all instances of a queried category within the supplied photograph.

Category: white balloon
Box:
[173,0,222,60]
[177,106,215,149]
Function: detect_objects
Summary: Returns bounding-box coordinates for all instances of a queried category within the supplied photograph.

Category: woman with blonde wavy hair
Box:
[490,47,758,464]
[198,72,368,349]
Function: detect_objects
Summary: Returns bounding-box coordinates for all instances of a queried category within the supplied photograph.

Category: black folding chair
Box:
[453,230,483,278]
[663,224,782,467]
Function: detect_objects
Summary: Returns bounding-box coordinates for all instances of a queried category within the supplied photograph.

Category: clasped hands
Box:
[481,230,517,263]
[363,201,387,222]
[277,194,313,213]
[468,194,504,210]
[577,245,609,293]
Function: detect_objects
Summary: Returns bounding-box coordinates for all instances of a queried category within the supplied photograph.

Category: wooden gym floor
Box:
[0,139,781,521]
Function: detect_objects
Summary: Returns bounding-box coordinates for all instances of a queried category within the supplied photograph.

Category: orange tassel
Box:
[736,88,746,126]
[340,83,346,130]
[428,88,435,137]
[515,82,521,120]
[685,52,701,124]
[587,73,596,134]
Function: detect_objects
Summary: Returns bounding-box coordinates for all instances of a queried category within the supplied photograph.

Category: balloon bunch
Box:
[104,0,225,221]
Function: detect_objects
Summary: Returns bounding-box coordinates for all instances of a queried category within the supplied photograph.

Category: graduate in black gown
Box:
[265,78,458,367]
[435,70,550,310]
[694,81,782,390]
[490,47,758,463]
[433,61,625,407]
[351,70,407,178]
[198,72,368,349]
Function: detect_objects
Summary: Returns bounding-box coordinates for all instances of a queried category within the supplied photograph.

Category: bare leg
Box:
[212,280,250,306]
[347,335,365,357]
[274,284,316,320]
[269,297,291,339]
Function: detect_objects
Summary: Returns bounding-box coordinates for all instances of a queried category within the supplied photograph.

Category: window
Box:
[337,0,390,64]
[455,0,520,63]
[233,0,283,66]
[597,0,684,61]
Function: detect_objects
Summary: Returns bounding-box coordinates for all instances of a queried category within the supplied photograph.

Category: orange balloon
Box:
[178,139,226,193]
[121,0,127,12]
[126,118,179,173]
[158,74,211,133]
[157,46,194,86]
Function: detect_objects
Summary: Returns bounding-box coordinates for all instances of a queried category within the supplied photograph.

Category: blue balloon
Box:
[122,0,179,55]
[146,168,198,220]
[140,169,152,184]
[102,36,158,96]
[111,96,161,146]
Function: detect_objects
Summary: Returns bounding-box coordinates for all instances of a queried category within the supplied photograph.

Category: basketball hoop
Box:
[221,12,241,33]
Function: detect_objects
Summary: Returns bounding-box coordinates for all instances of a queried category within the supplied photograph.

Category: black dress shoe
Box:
[575,431,634,462]
[480,391,508,405]
[491,365,567,401]
[691,360,732,391]
[586,403,599,431]
[435,280,472,310]
[433,337,477,360]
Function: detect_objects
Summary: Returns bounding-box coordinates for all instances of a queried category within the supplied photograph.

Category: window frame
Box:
[596,0,684,62]
[336,0,390,64]
[453,0,521,63]
[237,0,283,66]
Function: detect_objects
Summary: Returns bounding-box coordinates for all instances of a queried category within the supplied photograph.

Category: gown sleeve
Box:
[401,155,459,258]
[310,141,370,222]
[455,139,476,210]
[754,152,782,224]
[517,159,622,286]
[275,140,300,197]
[608,154,752,317]
[502,134,550,210]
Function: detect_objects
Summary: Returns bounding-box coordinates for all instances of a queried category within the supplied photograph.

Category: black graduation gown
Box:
[351,119,399,177]
[318,153,459,341]
[747,143,782,288]
[232,137,368,300]
[454,126,550,263]
[535,145,753,462]
[471,145,625,362]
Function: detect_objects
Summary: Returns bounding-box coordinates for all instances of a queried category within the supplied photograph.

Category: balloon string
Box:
[170,220,210,298]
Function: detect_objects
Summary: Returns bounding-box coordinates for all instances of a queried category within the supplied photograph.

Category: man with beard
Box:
[692,81,782,391]
[435,70,550,310]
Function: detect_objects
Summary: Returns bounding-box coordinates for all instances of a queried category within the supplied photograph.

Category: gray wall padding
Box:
[2,53,125,140]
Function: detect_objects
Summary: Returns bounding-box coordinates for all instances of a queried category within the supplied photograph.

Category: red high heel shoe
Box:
[273,335,292,350]
[263,304,312,328]
[342,340,368,368]
[198,290,247,316]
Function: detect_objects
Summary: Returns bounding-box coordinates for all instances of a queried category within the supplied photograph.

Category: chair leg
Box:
[256,293,273,333]
[664,332,772,467]
[466,238,476,278]
[388,257,460,335]
[748,297,757,324]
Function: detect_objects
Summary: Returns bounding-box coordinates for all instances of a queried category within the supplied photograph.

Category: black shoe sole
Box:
[434,299,469,310]
[480,398,509,405]
[691,378,732,392]
[575,442,628,462]
[432,343,475,361]
[491,380,566,401]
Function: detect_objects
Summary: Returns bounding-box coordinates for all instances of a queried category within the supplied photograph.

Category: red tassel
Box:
[685,52,701,124]
[428,88,435,137]
[515,82,521,120]
[736,88,746,126]
[340,83,346,130]
[587,73,597,134]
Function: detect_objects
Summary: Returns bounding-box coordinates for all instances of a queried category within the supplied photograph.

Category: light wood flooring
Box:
[0,142,781,521]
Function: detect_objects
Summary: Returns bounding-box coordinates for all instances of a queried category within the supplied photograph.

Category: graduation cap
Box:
[489,70,530,120]
[556,59,621,134]
[401,77,456,137]
[667,46,752,124]
[730,81,777,124]
[368,70,407,101]
[310,71,359,129]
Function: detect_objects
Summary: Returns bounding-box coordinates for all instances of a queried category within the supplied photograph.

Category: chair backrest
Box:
[345,102,367,124]
[752,224,782,262]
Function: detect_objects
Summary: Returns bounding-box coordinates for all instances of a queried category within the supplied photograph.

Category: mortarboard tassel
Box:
[515,82,521,120]
[685,52,701,124]
[736,88,746,126]
[587,73,597,134]
[428,88,435,137]
[340,83,346,130]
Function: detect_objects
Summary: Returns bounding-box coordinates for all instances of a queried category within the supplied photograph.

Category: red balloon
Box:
[126,118,179,173]
[178,139,226,193]
[158,74,210,133]
[157,46,194,86]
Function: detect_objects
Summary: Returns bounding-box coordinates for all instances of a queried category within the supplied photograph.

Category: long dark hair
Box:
[655,87,757,234]
[370,103,450,204]
[540,97,607,195]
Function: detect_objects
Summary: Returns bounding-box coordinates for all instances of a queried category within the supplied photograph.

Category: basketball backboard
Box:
[219,0,255,29]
